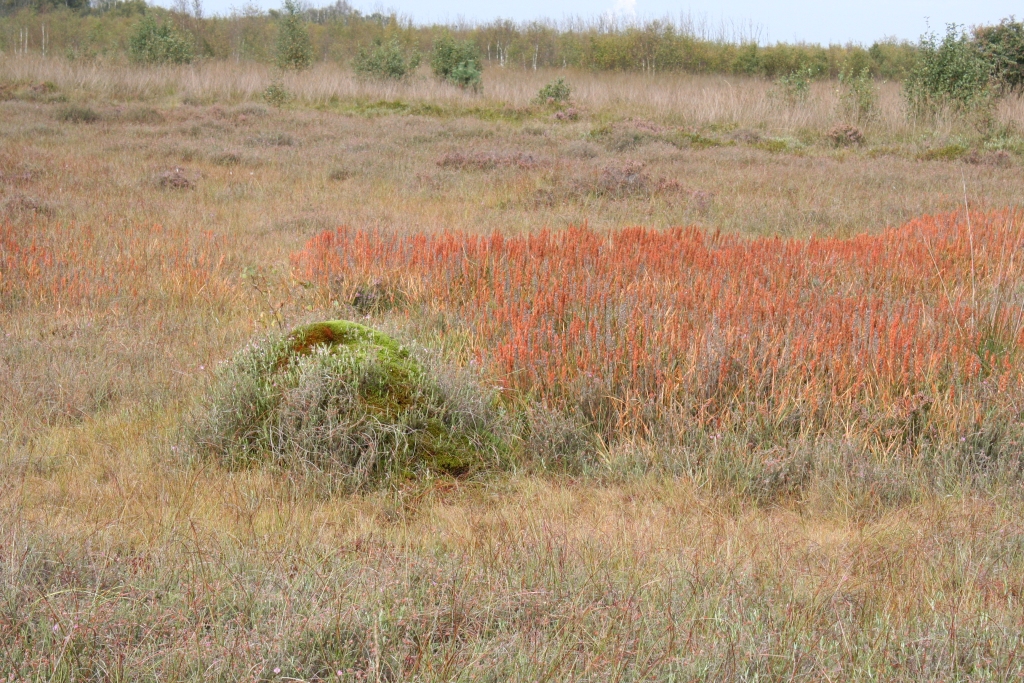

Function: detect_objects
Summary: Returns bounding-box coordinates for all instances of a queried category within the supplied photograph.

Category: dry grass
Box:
[6,470,1024,679]
[3,58,1024,679]
[4,56,1024,136]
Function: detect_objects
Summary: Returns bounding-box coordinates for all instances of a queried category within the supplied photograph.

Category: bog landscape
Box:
[2,3,1024,680]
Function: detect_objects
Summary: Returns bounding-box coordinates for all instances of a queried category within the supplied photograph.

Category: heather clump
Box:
[437,150,542,171]
[563,161,690,201]
[827,124,865,146]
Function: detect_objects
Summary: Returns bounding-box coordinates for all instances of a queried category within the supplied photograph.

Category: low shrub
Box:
[974,17,1024,94]
[2,194,57,219]
[537,77,571,105]
[837,66,877,122]
[212,151,243,166]
[437,151,541,171]
[247,132,296,147]
[964,148,1014,166]
[827,124,865,146]
[431,35,482,91]
[772,67,816,104]
[918,143,969,161]
[128,16,194,65]
[275,0,314,70]
[353,38,420,80]
[262,82,290,107]
[190,321,508,489]
[156,167,195,190]
[905,24,994,117]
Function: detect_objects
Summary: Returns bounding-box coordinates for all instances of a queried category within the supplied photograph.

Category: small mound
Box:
[192,320,502,489]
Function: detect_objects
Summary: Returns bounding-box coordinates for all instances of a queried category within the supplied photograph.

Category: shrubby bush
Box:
[537,77,571,104]
[353,37,420,80]
[431,35,482,91]
[905,24,994,117]
[262,82,290,106]
[772,66,816,104]
[837,66,877,122]
[276,0,313,71]
[974,17,1024,94]
[128,16,194,65]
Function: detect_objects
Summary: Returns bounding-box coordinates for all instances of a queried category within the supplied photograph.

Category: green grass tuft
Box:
[55,105,100,123]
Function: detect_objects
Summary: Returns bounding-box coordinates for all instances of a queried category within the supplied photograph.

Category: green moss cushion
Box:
[195,320,500,489]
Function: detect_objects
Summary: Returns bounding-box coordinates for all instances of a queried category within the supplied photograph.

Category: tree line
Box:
[1,0,920,78]
[2,0,1023,110]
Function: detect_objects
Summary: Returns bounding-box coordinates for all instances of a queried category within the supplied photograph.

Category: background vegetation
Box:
[0,0,923,77]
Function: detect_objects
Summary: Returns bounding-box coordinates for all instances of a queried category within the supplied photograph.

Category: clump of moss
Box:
[191,320,505,490]
[918,143,969,161]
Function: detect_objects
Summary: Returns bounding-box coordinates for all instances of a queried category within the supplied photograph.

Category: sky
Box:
[186,0,1021,46]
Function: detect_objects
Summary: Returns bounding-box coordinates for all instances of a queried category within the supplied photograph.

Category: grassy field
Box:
[3,58,1024,680]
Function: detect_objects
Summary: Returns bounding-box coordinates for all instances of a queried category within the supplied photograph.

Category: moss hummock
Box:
[193,320,499,489]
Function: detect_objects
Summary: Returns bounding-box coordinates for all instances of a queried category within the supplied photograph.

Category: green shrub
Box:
[537,77,571,104]
[837,66,877,122]
[353,38,420,80]
[448,61,482,91]
[128,16,194,65]
[773,67,815,104]
[190,321,507,490]
[276,0,313,71]
[262,82,290,107]
[974,17,1024,94]
[905,24,994,117]
[430,35,482,91]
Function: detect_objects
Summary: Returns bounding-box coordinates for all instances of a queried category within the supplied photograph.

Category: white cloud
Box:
[609,0,637,18]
